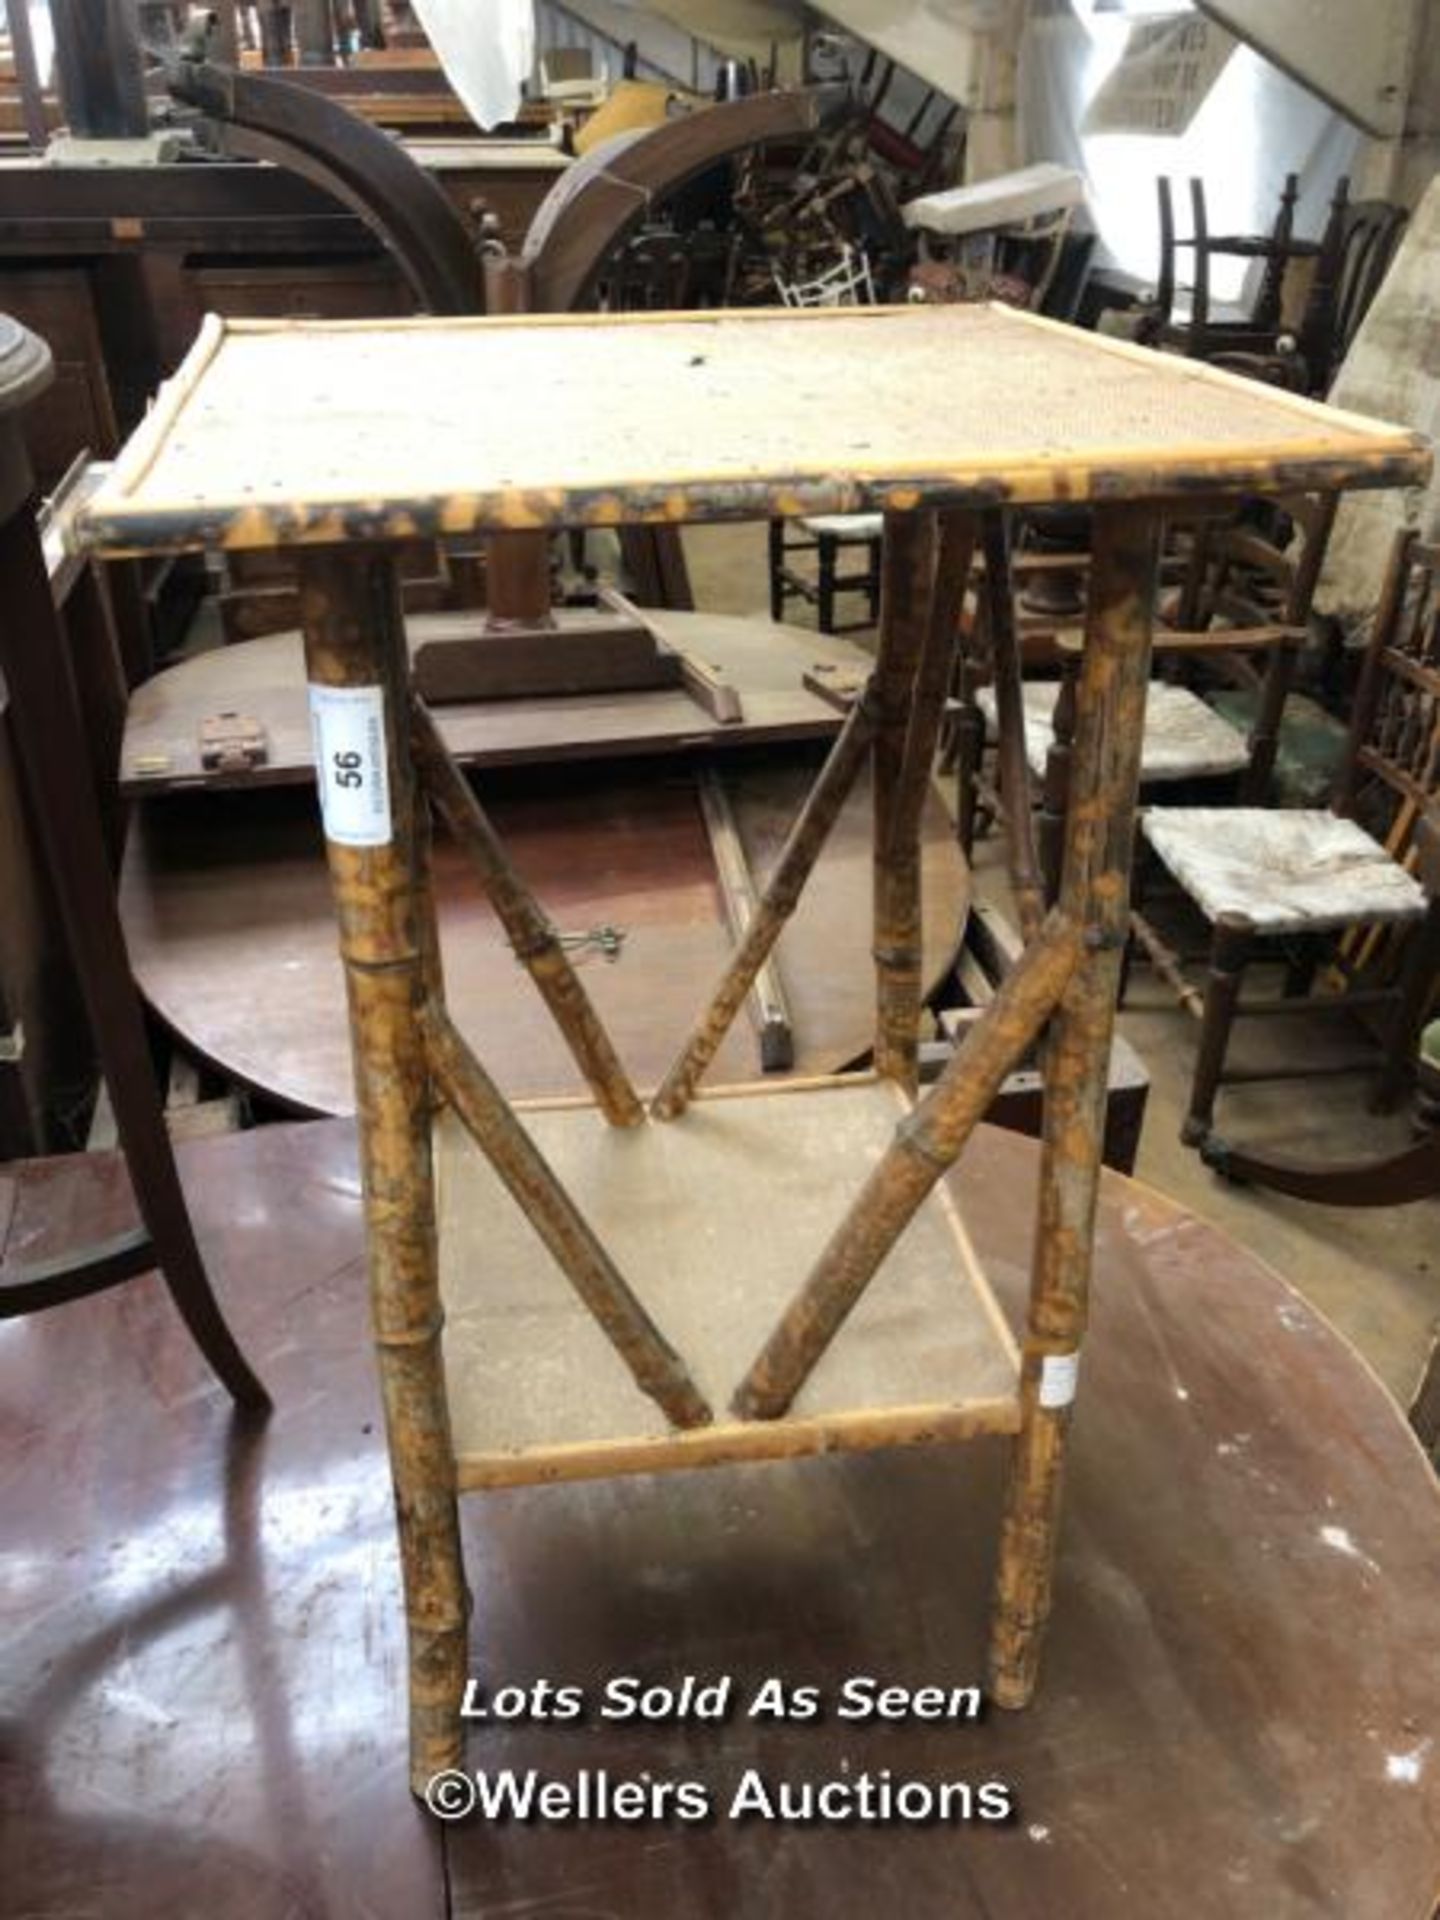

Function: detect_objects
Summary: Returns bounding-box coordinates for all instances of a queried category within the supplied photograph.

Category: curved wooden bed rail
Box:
[165,55,487,315]
[521,85,850,313]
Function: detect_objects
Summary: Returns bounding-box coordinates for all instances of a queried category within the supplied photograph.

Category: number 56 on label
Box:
[308,683,392,847]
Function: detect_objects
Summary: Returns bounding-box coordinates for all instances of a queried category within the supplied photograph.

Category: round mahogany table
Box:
[117,611,968,1115]
[4,1120,1436,1918]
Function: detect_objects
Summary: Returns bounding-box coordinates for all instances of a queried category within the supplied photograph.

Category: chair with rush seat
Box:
[1139,529,1440,1162]
[957,490,1338,904]
[68,303,1429,1792]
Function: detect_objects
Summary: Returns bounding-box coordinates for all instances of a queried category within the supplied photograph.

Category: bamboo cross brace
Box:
[424,1005,712,1431]
[872,511,937,1083]
[732,909,1082,1420]
[410,696,644,1128]
[650,677,882,1121]
[875,509,979,1091]
[982,511,1045,939]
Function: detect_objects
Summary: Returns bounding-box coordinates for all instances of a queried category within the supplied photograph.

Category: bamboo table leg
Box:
[877,509,978,1094]
[298,545,470,1794]
[873,511,935,1086]
[988,502,1160,1709]
[982,511,1046,940]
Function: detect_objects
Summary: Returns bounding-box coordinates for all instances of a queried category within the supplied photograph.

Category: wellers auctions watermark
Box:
[422,1673,1015,1827]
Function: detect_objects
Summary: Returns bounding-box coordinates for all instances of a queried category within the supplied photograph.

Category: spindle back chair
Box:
[1139,528,1440,1151]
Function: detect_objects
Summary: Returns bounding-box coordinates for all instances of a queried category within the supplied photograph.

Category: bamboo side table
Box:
[74,303,1429,1792]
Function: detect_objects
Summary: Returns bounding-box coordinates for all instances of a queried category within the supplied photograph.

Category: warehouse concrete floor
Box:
[683,521,1440,1411]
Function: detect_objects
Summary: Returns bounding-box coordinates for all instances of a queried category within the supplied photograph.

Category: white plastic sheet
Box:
[411,0,535,133]
[1016,1,1358,286]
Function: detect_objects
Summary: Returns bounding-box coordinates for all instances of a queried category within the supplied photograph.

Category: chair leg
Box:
[1282,933,1321,999]
[952,698,986,857]
[767,518,785,623]
[1373,898,1440,1113]
[0,489,268,1412]
[1037,648,1079,908]
[1239,636,1299,805]
[1409,1327,1440,1464]
[817,533,838,635]
[1037,738,1069,908]
[1182,912,1252,1147]
[1118,853,1148,1008]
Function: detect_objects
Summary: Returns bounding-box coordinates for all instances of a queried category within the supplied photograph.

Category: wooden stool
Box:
[72,303,1428,1795]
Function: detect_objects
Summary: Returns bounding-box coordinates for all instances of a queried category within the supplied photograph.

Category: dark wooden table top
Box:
[3,1118,1436,1918]
[118,610,873,797]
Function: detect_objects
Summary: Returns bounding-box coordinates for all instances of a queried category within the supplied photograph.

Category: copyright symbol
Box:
[424,1768,477,1821]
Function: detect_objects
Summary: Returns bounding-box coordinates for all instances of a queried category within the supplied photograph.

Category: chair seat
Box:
[798,512,885,541]
[1141,807,1429,934]
[436,1078,1021,1489]
[977,681,1250,782]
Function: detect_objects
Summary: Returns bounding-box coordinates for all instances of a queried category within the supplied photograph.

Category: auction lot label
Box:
[423,1672,1015,1827]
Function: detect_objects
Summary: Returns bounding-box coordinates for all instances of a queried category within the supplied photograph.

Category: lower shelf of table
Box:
[435,1077,1023,1490]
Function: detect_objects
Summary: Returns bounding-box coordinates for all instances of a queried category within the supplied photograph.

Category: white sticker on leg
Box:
[1038,1351,1080,1409]
[309,684,391,847]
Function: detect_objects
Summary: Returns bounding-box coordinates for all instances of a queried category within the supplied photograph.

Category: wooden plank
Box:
[74,305,1430,555]
[118,610,870,795]
[435,1080,1020,1489]
[697,767,794,1072]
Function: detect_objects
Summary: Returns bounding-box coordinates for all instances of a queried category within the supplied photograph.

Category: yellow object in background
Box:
[573,80,693,156]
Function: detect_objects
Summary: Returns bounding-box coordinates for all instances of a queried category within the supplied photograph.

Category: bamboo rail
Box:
[424,1008,711,1430]
[982,511,1046,939]
[988,502,1160,1709]
[297,544,469,1793]
[650,678,882,1120]
[733,908,1081,1420]
[872,511,936,1083]
[875,509,979,1092]
[410,696,644,1128]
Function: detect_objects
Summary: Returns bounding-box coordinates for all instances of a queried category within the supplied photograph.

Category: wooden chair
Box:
[0,315,267,1412]
[1294,179,1408,397]
[768,510,882,632]
[956,493,1338,900]
[765,234,881,635]
[1138,528,1440,1152]
[1150,173,1314,363]
[70,304,1424,1796]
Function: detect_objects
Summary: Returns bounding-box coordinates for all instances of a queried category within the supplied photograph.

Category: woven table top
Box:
[75,303,1430,554]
